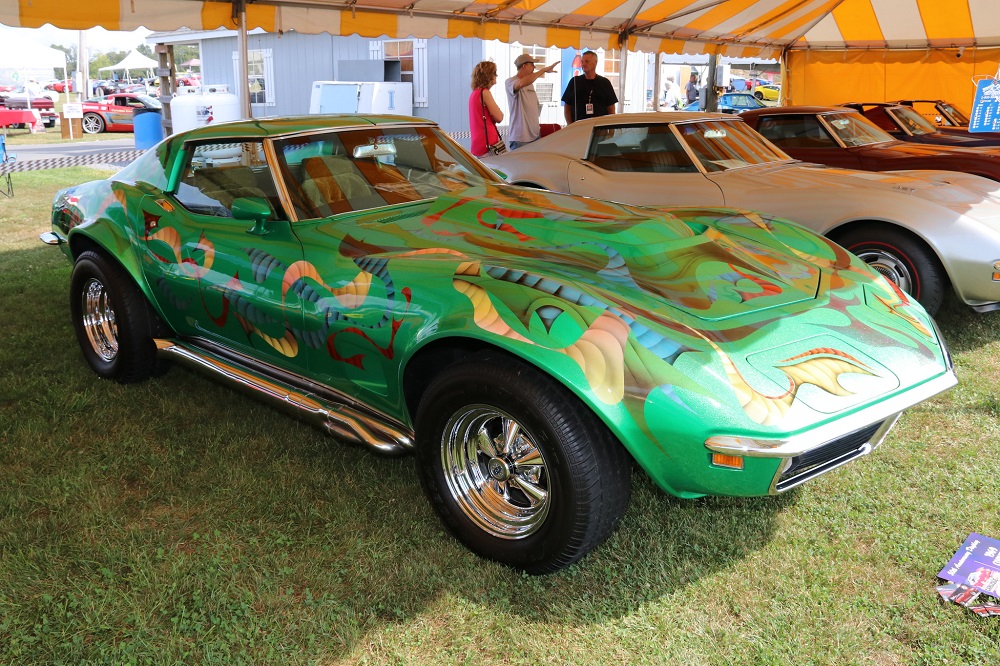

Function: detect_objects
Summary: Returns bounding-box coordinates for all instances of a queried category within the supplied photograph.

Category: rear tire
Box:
[415,353,632,574]
[837,225,946,316]
[82,113,105,134]
[70,250,169,383]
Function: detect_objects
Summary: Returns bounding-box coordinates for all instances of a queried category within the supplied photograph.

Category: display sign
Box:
[63,102,83,119]
[969,79,1000,132]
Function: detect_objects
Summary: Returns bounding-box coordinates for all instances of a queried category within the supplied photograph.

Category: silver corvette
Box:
[484,112,1000,316]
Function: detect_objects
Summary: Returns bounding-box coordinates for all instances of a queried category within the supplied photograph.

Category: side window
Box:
[861,107,896,132]
[173,141,285,220]
[586,125,697,173]
[756,116,836,149]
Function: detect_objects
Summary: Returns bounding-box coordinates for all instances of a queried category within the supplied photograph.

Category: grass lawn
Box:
[1,169,998,664]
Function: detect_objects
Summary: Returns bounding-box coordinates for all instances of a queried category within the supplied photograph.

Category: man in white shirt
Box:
[505,54,558,150]
[661,76,683,110]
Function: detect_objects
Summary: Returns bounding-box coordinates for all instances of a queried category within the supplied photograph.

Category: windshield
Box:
[676,120,791,172]
[887,106,938,135]
[939,102,969,125]
[821,112,894,146]
[137,95,162,109]
[273,125,500,219]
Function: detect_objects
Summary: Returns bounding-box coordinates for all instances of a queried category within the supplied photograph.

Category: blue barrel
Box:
[133,107,164,150]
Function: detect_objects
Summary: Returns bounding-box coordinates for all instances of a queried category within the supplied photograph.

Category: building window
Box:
[231,48,275,107]
[384,40,414,85]
[602,49,621,92]
[370,39,428,107]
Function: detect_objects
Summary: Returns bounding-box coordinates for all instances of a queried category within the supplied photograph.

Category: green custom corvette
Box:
[43,115,956,573]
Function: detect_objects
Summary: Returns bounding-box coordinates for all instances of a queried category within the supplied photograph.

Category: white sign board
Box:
[63,102,84,119]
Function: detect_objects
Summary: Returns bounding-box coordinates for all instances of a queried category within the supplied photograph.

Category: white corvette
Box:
[484,112,1000,316]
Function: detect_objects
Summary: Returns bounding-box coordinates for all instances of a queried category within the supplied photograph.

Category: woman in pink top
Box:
[469,61,504,157]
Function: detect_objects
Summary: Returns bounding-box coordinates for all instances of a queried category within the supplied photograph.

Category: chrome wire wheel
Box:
[441,405,550,539]
[854,248,915,295]
[81,277,118,362]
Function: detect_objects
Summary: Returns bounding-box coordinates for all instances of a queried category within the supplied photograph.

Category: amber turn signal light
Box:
[711,453,744,469]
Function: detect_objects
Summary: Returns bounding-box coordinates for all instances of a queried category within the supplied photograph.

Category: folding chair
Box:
[0,134,15,198]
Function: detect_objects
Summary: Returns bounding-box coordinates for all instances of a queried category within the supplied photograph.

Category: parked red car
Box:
[741,106,1000,181]
[838,102,1000,147]
[46,80,76,93]
[2,91,58,127]
[81,93,162,134]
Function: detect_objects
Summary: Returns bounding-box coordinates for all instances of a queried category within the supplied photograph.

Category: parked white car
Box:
[483,112,1000,316]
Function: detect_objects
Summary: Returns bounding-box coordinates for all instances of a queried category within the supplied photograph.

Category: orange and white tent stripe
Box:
[800,0,1000,49]
[1,0,999,54]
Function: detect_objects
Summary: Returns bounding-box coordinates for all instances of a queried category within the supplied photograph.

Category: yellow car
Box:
[754,84,781,101]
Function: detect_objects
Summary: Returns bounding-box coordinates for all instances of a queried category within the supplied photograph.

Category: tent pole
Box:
[652,53,662,110]
[235,0,251,118]
[705,53,719,111]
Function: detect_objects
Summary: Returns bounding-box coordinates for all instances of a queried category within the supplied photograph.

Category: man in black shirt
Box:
[561,50,618,124]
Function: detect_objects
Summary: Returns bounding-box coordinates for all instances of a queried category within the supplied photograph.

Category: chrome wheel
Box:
[441,405,550,539]
[82,113,104,134]
[854,248,914,294]
[81,277,118,362]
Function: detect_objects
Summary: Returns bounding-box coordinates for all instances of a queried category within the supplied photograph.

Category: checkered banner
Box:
[0,150,147,175]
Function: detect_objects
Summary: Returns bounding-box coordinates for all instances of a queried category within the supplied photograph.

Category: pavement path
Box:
[11,137,135,161]
[2,137,142,173]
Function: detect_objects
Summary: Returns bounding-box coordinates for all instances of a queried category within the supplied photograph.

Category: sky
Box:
[0,23,152,54]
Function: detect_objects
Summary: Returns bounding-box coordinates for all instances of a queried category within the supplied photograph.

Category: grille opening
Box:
[775,420,885,492]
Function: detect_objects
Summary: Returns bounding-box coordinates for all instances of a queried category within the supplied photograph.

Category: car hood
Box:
[853,139,1000,161]
[712,161,1000,207]
[336,183,832,323]
[329,183,946,432]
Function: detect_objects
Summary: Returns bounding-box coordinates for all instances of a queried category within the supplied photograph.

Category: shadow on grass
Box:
[932,296,1000,354]
[0,246,792,660]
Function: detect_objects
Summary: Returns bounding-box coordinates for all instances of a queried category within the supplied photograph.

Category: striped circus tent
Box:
[2,0,998,107]
[2,0,998,57]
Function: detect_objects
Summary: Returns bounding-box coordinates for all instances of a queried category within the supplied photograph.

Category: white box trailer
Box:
[308,81,413,116]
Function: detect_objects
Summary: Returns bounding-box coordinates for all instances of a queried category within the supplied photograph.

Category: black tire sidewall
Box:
[70,251,162,382]
[415,357,619,572]
[839,227,944,315]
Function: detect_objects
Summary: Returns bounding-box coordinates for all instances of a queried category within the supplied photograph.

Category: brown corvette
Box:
[741,106,1000,181]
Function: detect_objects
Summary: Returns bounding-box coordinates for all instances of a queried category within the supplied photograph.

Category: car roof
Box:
[176,114,438,141]
[559,111,742,128]
[741,106,860,118]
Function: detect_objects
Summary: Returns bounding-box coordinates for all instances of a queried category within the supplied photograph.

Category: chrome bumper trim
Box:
[768,412,902,494]
[155,338,414,455]
[705,368,956,459]
[39,231,63,246]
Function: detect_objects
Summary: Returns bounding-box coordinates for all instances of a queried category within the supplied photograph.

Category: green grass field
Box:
[1,169,998,664]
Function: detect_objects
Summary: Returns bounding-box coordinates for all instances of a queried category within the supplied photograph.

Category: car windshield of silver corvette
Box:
[273,126,497,219]
[676,120,791,172]
[824,112,895,146]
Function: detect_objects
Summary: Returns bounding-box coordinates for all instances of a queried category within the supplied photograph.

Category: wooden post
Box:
[155,43,176,136]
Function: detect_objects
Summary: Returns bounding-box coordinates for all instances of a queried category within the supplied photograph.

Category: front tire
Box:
[415,354,632,574]
[82,113,105,134]
[70,250,168,383]
[754,91,764,100]
[837,225,946,316]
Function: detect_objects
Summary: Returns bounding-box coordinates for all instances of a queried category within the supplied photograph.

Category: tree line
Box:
[50,43,200,80]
